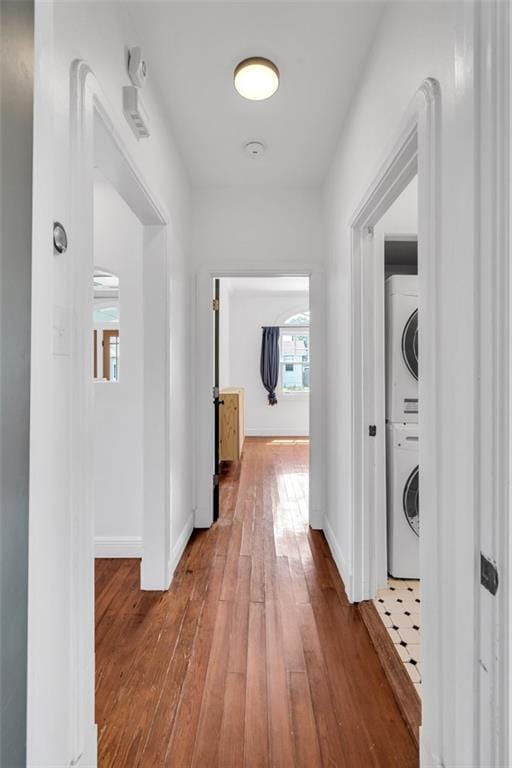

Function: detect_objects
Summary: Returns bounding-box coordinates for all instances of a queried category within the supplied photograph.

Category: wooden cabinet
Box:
[220,388,245,462]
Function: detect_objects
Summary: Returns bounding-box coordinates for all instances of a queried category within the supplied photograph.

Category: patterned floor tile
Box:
[373,578,421,694]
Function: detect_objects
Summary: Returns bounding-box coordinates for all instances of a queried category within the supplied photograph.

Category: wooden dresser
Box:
[220,388,245,462]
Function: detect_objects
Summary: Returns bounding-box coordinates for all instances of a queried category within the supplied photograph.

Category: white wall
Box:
[221,284,310,436]
[378,175,418,236]
[93,178,144,555]
[193,187,323,270]
[29,2,193,765]
[379,177,418,275]
[322,3,479,767]
[192,188,326,529]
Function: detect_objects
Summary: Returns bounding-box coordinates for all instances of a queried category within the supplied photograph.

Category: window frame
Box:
[279,324,310,396]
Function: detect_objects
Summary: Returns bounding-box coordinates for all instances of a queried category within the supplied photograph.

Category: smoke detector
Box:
[123,86,150,139]
[244,140,266,159]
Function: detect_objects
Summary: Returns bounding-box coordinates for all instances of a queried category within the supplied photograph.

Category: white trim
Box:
[477,2,510,765]
[94,536,143,558]
[349,78,442,765]
[77,724,98,768]
[419,729,443,768]
[245,428,309,437]
[509,3,512,761]
[323,516,351,590]
[29,60,171,768]
[349,78,440,603]
[194,265,325,531]
[166,514,194,588]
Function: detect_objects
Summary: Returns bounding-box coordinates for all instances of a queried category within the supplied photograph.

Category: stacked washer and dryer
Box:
[385,275,419,579]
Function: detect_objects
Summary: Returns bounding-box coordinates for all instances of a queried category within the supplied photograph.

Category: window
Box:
[284,310,310,326]
[93,305,120,323]
[93,268,120,381]
[103,330,120,381]
[280,312,310,393]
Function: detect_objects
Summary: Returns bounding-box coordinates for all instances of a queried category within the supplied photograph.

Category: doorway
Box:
[213,277,310,525]
[195,268,325,532]
[92,174,144,560]
[349,80,440,758]
[40,63,172,763]
[360,177,422,739]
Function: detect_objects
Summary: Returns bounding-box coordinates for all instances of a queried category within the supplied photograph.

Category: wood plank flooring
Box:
[95,437,418,767]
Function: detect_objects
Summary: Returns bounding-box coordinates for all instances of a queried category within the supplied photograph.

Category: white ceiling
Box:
[128,1,384,187]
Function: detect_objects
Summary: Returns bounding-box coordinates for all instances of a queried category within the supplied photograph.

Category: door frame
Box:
[194,267,325,530]
[350,78,442,763]
[31,60,171,764]
[213,277,221,522]
[350,1,511,756]
[349,78,439,605]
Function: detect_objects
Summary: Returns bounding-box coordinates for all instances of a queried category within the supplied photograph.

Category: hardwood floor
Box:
[95,437,418,767]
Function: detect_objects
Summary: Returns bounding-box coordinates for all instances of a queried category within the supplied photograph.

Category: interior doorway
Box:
[195,268,324,532]
[349,81,441,755]
[45,64,173,763]
[212,276,311,525]
[92,174,144,560]
[362,177,422,739]
[356,172,423,745]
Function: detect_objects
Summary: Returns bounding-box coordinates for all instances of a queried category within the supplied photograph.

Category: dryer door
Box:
[403,465,420,536]
[401,308,418,380]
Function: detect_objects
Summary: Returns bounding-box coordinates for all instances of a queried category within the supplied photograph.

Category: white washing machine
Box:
[387,423,419,579]
[386,275,418,423]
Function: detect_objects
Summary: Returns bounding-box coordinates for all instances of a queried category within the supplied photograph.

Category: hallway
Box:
[95,438,418,766]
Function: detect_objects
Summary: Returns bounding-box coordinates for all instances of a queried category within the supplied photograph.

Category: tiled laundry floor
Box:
[373,578,422,697]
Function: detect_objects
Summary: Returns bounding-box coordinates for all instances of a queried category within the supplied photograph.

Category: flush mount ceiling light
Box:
[234,57,279,101]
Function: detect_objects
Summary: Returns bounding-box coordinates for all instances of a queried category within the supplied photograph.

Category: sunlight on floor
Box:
[274,470,309,546]
[267,438,310,445]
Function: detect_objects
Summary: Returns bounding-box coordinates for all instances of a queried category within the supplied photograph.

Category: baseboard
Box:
[245,428,310,437]
[419,731,444,768]
[309,506,324,530]
[75,723,98,767]
[94,536,142,558]
[358,600,421,748]
[323,516,352,595]
[166,513,194,586]
[193,506,213,529]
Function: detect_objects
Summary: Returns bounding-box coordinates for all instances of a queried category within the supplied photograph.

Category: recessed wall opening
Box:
[92,172,144,561]
[356,172,423,741]
[372,177,422,699]
[213,276,310,527]
[88,97,171,759]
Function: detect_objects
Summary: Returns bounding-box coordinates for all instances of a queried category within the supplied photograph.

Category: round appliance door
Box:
[401,308,418,380]
[402,465,419,537]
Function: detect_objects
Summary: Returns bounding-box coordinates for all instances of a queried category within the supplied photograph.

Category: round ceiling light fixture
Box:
[234,57,279,101]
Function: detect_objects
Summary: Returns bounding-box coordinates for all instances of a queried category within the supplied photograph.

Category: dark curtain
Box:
[260,326,280,406]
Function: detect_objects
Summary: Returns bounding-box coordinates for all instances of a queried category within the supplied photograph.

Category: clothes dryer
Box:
[386,275,418,423]
[386,422,419,579]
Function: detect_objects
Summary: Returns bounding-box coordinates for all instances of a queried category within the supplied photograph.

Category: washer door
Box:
[401,308,418,380]
[403,465,419,537]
